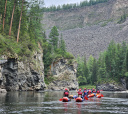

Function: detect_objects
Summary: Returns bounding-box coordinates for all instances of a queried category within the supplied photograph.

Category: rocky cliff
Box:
[48,58,79,90]
[42,0,128,59]
[0,49,46,91]
[0,53,78,91]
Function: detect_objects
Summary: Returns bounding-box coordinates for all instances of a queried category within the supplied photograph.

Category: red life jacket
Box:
[64,92,69,95]
[78,91,82,95]
[84,90,87,93]
[92,90,96,93]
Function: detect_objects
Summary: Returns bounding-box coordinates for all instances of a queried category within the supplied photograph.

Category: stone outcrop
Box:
[96,80,127,91]
[0,49,46,91]
[48,58,79,90]
[0,88,7,93]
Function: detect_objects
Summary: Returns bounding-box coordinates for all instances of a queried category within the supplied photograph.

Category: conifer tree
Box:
[49,26,59,51]
[59,33,66,55]
[17,0,24,43]
[9,0,16,36]
[3,0,7,32]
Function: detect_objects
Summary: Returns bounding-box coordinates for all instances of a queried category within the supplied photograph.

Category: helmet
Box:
[65,88,68,91]
[88,90,91,93]
[79,89,81,91]
[97,90,100,93]
[84,88,86,90]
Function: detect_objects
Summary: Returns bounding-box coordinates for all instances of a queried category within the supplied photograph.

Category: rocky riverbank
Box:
[0,49,45,91]
[47,58,79,90]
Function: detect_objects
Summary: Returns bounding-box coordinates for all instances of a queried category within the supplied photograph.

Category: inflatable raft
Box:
[96,94,102,98]
[62,97,70,102]
[75,97,83,102]
[88,93,95,98]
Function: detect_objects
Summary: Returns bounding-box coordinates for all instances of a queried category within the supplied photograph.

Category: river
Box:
[0,91,128,114]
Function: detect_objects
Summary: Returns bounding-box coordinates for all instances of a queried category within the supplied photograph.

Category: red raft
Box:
[88,93,95,98]
[96,95,102,98]
[75,97,83,102]
[62,97,69,102]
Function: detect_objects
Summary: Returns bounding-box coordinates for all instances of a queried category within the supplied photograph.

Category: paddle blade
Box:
[59,98,63,101]
[84,96,88,100]
[101,94,104,97]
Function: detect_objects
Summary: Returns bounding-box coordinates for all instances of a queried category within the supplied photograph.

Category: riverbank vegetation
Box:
[0,0,74,77]
[0,0,43,58]
[77,41,128,86]
[42,0,108,12]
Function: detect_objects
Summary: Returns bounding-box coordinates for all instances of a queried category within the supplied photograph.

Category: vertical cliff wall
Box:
[48,58,79,90]
[0,50,45,91]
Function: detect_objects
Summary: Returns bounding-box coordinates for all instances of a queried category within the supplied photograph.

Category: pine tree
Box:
[91,58,97,85]
[59,33,66,55]
[3,0,7,32]
[49,26,59,51]
[9,0,16,36]
[17,0,24,42]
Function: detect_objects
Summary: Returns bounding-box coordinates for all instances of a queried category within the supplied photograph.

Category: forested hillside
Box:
[42,0,128,59]
[0,0,74,79]
[42,0,128,88]
[77,41,128,88]
[0,0,43,58]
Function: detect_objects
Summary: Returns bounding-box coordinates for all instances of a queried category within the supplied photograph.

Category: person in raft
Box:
[96,90,100,96]
[87,89,92,96]
[83,88,87,97]
[92,88,96,96]
[63,88,69,97]
[77,89,83,98]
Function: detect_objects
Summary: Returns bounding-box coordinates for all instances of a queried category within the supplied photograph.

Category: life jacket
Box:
[92,90,96,93]
[83,90,87,95]
[78,91,82,95]
[64,91,69,95]
[84,90,87,93]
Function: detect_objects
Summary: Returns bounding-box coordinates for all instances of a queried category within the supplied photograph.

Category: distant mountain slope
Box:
[62,19,128,59]
[42,0,128,59]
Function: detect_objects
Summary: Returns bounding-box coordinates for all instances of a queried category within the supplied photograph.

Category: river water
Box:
[0,91,128,114]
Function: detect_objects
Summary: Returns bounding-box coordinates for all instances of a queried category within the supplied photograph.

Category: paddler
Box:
[83,88,87,96]
[63,88,69,97]
[96,90,101,96]
[92,88,96,96]
[77,89,83,98]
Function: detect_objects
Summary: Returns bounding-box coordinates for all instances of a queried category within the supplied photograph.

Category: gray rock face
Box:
[0,88,7,93]
[48,59,79,90]
[0,51,45,91]
[96,82,127,91]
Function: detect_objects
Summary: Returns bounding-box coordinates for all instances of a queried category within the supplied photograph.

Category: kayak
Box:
[62,97,70,102]
[75,97,83,102]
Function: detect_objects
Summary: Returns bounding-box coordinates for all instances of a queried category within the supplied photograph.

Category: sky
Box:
[43,0,87,7]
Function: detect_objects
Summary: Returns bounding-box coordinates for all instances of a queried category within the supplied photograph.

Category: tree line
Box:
[0,0,44,57]
[0,0,74,77]
[42,0,109,12]
[77,41,128,86]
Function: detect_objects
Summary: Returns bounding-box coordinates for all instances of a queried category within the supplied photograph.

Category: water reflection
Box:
[0,91,128,114]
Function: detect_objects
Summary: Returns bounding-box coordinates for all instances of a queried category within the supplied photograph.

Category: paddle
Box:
[84,96,88,100]
[59,98,63,101]
[101,94,104,97]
